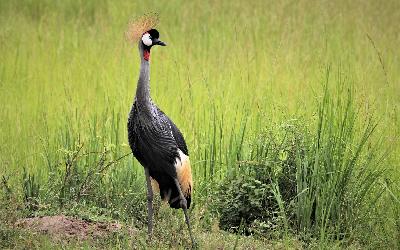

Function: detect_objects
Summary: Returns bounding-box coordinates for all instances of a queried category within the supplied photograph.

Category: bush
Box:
[215,123,301,237]
[215,76,387,243]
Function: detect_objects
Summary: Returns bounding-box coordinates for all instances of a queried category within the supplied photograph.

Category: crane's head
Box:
[125,13,165,61]
[141,29,166,61]
[141,29,166,47]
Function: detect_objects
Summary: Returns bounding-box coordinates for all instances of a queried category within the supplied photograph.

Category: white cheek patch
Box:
[142,33,152,46]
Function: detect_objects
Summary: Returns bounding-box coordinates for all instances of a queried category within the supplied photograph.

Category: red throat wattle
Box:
[143,50,150,61]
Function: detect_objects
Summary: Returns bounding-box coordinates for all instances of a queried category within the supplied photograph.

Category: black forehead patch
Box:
[147,29,159,39]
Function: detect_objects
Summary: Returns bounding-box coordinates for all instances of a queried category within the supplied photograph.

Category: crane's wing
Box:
[128,103,184,177]
[156,107,189,156]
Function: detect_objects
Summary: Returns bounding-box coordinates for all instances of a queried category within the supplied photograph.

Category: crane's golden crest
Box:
[125,13,159,44]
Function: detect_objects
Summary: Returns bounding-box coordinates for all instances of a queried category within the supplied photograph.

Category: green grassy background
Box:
[1,0,399,248]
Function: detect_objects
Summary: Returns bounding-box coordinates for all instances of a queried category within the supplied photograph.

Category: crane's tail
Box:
[151,152,192,209]
[171,152,192,209]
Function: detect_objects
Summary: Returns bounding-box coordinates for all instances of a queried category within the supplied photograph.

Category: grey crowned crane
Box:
[127,28,195,245]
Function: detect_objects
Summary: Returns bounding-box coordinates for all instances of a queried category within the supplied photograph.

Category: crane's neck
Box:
[135,42,152,107]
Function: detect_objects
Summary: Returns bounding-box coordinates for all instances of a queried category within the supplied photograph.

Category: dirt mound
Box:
[16,215,132,241]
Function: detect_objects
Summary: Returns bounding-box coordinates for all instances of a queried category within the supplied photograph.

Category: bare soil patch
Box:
[15,215,133,241]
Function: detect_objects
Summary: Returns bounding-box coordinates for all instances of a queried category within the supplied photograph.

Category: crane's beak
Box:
[153,39,167,46]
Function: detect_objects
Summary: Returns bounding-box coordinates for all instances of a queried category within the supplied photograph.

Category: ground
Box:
[2,212,300,249]
[15,215,130,242]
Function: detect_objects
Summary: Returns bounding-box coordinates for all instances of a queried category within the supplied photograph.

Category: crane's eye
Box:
[142,33,152,46]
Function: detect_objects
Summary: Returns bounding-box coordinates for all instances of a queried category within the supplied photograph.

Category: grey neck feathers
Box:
[135,41,151,108]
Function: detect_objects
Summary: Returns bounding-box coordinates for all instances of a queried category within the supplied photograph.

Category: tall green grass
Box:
[294,69,386,241]
[0,0,399,248]
[215,67,391,246]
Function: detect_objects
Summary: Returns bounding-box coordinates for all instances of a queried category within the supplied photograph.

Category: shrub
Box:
[215,123,302,236]
[215,74,387,242]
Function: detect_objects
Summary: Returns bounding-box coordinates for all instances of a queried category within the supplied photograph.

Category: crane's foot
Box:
[190,238,198,249]
[146,233,152,244]
[146,214,154,244]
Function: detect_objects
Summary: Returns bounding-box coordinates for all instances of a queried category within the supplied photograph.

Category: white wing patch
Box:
[142,33,152,46]
[175,149,189,169]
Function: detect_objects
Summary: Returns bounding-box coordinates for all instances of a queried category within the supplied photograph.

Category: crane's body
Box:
[127,29,195,245]
[128,99,192,209]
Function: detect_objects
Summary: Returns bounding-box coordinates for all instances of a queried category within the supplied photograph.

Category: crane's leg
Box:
[144,167,154,241]
[173,178,196,247]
